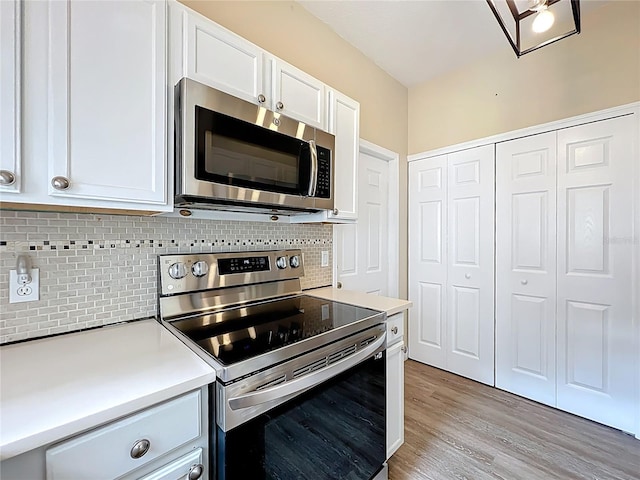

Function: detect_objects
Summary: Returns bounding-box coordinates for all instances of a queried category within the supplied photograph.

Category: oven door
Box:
[214,328,386,480]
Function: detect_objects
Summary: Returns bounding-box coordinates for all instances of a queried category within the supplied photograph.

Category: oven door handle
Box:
[307,140,318,197]
[228,333,385,411]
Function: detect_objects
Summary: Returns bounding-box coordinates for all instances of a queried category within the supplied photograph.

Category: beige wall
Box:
[408,0,640,154]
[180,0,410,297]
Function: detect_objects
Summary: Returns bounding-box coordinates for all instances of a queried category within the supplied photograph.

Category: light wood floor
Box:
[388,360,640,480]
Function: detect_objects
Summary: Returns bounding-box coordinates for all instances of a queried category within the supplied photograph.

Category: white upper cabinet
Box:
[327,89,359,220]
[178,4,266,105]
[173,4,327,130]
[2,0,170,212]
[0,0,21,194]
[47,0,168,206]
[271,58,326,130]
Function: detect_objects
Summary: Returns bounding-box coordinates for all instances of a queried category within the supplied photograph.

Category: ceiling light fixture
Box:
[486,0,580,57]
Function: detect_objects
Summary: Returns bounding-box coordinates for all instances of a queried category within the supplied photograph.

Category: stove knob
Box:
[192,261,209,277]
[289,255,300,268]
[276,256,288,269]
[168,262,187,279]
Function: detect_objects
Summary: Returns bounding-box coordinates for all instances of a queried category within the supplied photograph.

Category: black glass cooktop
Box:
[170,295,381,366]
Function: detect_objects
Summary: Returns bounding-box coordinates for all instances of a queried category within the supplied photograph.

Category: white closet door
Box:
[446,145,495,385]
[408,155,448,369]
[556,115,636,432]
[495,132,557,406]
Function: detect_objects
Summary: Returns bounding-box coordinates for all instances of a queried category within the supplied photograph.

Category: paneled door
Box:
[556,115,636,433]
[495,132,557,406]
[0,0,21,194]
[335,147,389,295]
[446,146,495,385]
[409,145,495,385]
[408,154,448,370]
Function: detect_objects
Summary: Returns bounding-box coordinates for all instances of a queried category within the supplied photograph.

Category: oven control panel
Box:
[218,256,269,275]
[158,249,305,296]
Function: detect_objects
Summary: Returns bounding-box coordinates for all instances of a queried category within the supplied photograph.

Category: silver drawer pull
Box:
[188,463,204,480]
[130,438,150,459]
[0,170,16,186]
[391,326,398,335]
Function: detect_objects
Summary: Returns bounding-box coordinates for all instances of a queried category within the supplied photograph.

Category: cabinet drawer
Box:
[386,313,404,347]
[138,448,204,480]
[46,390,202,480]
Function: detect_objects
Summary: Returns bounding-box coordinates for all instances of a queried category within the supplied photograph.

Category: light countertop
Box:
[0,319,216,461]
[305,287,412,316]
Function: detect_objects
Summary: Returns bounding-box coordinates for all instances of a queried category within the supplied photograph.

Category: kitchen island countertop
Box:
[0,319,216,461]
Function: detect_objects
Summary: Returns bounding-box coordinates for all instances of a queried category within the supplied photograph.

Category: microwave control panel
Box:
[316,147,331,198]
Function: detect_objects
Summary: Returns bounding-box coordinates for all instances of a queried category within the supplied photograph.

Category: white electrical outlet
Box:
[9,269,40,303]
[321,251,329,267]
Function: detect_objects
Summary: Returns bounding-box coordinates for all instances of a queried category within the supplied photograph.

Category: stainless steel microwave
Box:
[174,78,335,214]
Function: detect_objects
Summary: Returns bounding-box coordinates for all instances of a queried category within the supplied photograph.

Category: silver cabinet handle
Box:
[257,94,266,104]
[276,101,284,110]
[51,176,70,190]
[188,463,204,480]
[332,208,339,216]
[401,345,407,353]
[337,282,342,289]
[521,279,528,285]
[465,273,471,279]
[0,170,16,186]
[391,326,398,335]
[130,439,150,459]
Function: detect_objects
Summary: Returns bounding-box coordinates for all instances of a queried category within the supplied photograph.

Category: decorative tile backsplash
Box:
[0,211,333,344]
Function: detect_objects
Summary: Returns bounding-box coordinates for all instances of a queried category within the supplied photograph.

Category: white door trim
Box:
[333,139,400,298]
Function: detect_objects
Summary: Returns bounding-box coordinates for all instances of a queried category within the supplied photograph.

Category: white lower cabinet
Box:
[408,144,495,386]
[386,313,405,459]
[45,390,207,480]
[496,114,637,433]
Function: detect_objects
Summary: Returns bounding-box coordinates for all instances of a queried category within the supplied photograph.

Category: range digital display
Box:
[218,256,270,275]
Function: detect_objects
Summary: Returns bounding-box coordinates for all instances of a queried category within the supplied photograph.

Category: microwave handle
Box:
[307,140,318,197]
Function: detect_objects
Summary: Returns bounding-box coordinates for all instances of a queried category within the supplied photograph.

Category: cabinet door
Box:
[408,155,448,369]
[327,90,359,221]
[0,0,21,193]
[271,59,325,129]
[495,132,557,406]
[386,341,404,459]
[556,115,636,432]
[446,145,495,386]
[47,0,167,205]
[183,7,266,105]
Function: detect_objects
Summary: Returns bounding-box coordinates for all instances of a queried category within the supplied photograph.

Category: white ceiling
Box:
[297,0,609,87]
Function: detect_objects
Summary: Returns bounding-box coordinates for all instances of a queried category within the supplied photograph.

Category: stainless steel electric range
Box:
[157,249,388,480]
